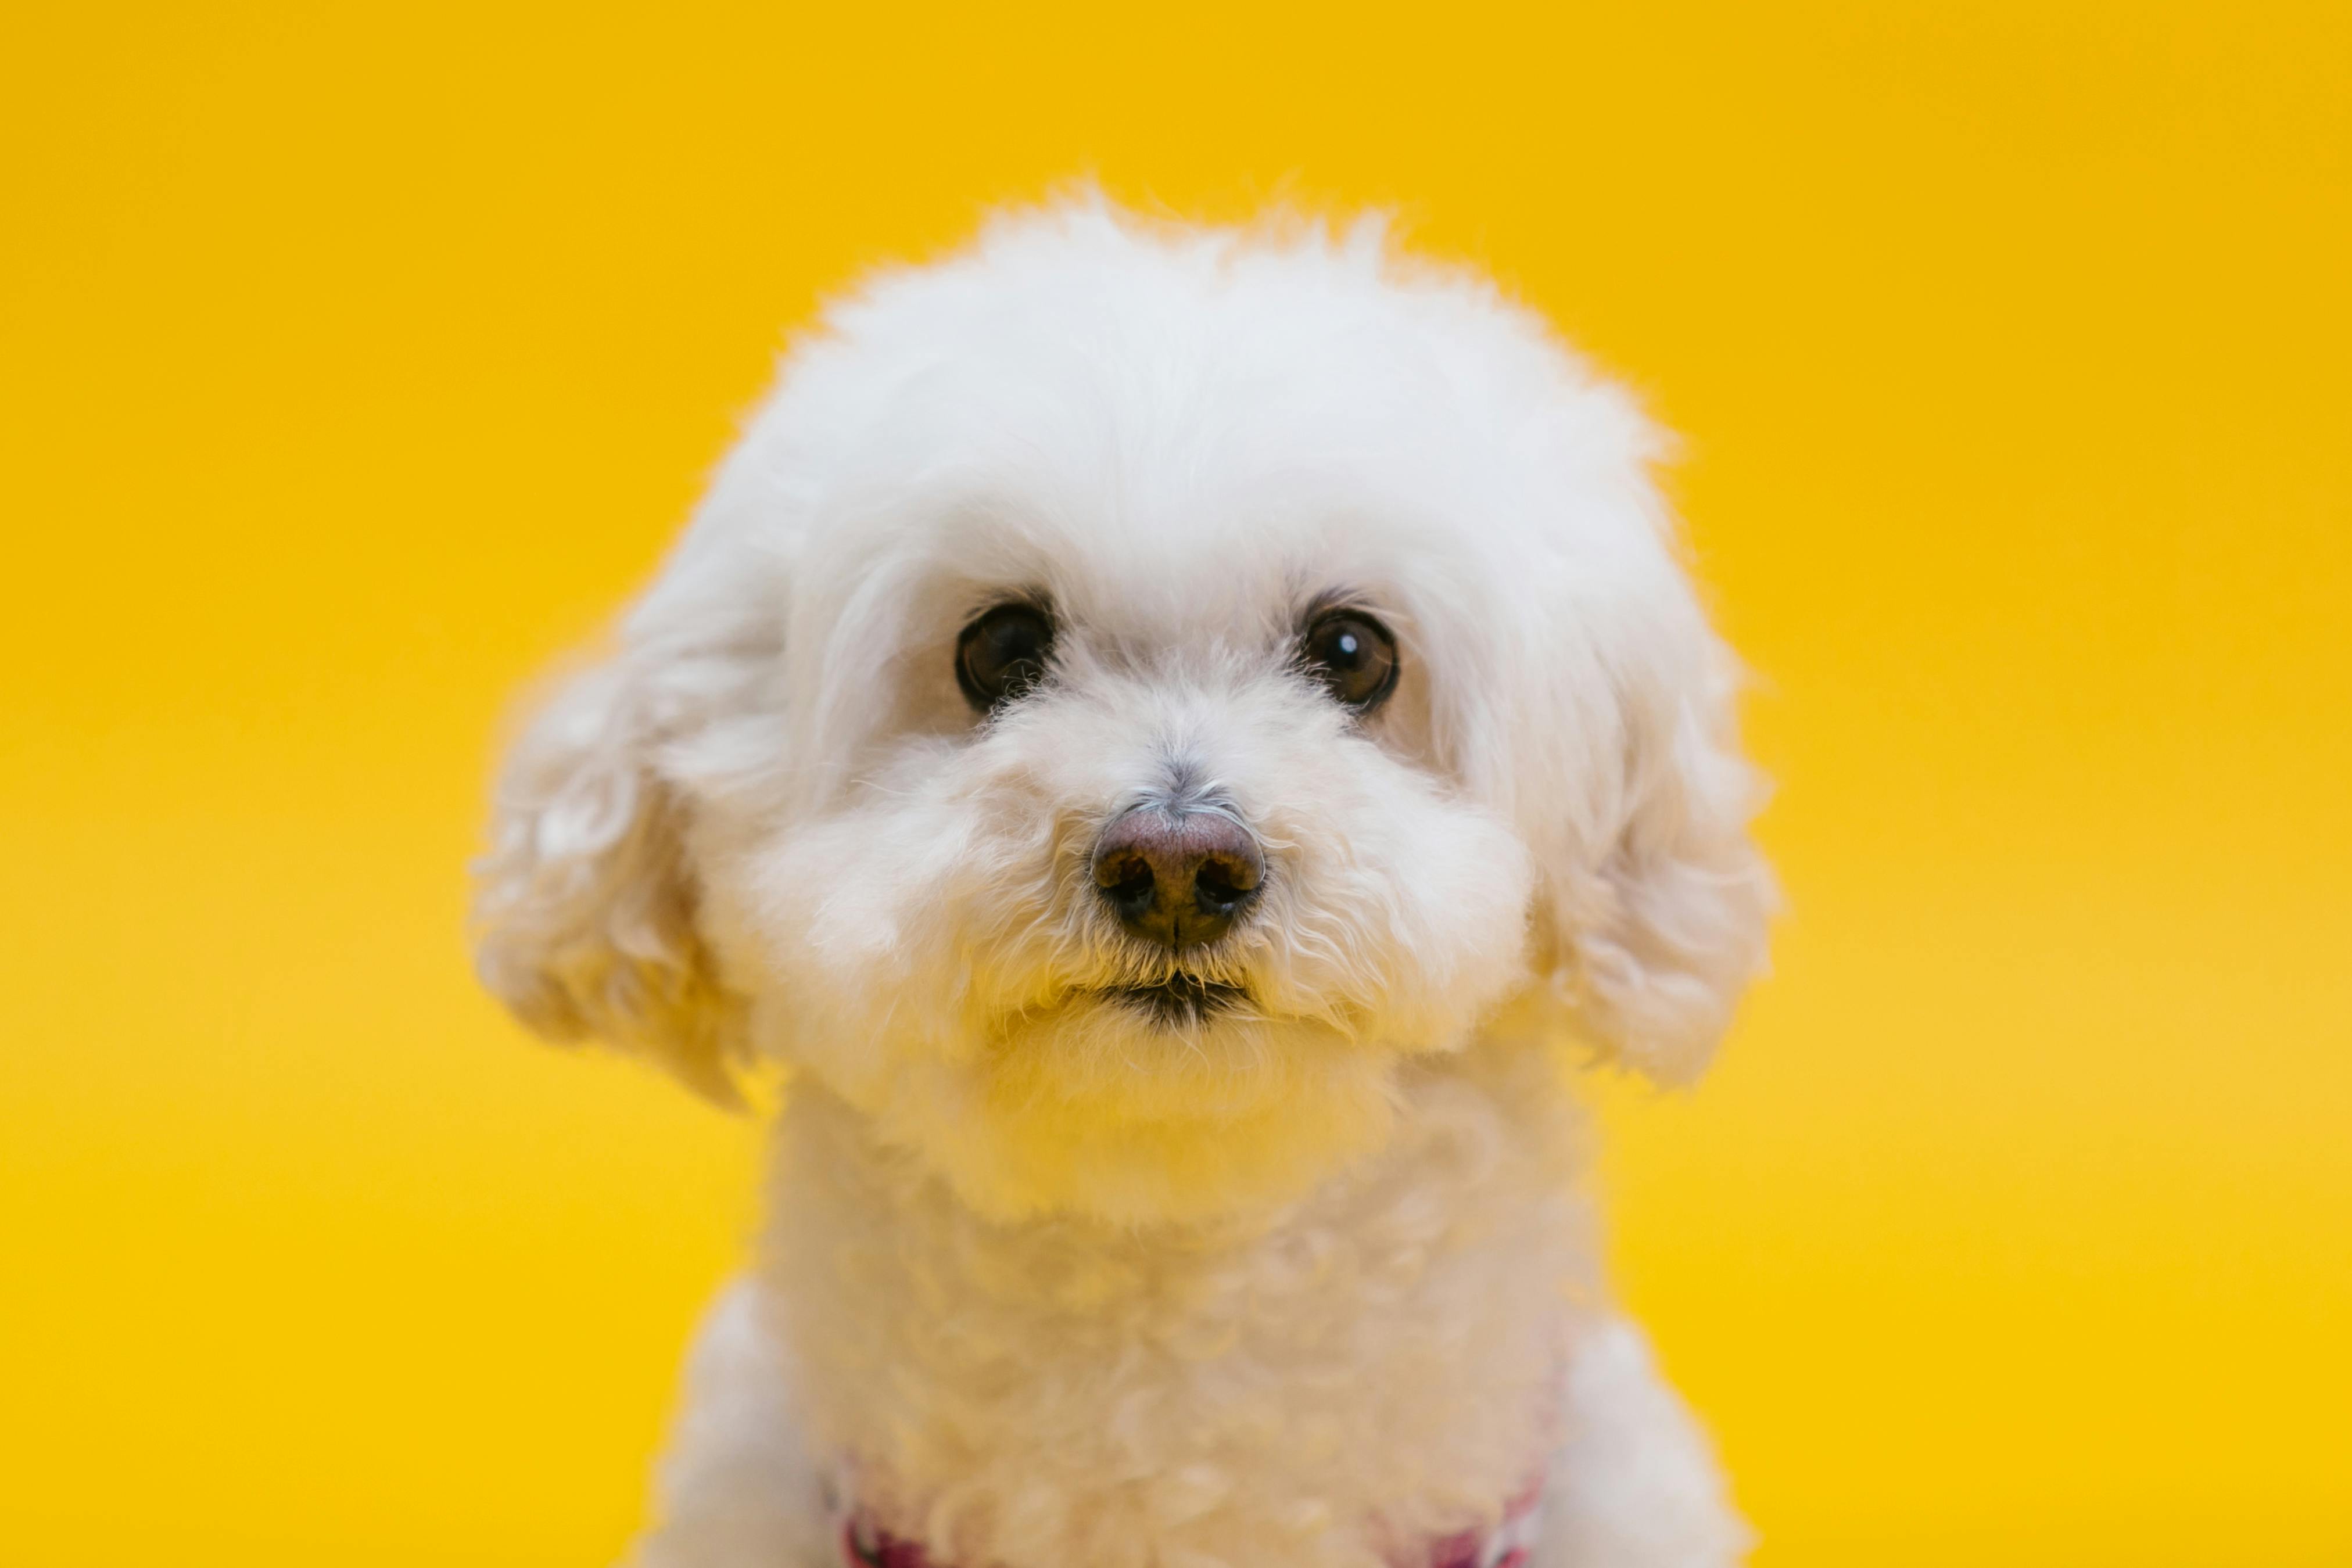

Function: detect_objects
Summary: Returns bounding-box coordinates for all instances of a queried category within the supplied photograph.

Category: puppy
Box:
[474,198,1772,1568]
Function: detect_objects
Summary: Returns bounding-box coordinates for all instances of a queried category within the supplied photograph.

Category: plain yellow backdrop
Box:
[4,3,2347,1563]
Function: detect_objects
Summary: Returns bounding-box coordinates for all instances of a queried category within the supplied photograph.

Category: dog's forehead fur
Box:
[654,204,1675,786]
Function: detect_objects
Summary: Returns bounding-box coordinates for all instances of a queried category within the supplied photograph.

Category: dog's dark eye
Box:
[1300,609,1400,712]
[956,602,1056,711]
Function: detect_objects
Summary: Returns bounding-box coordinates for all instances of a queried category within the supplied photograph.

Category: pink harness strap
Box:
[840,1518,933,1568]
[838,1476,1545,1568]
[1424,1475,1546,1568]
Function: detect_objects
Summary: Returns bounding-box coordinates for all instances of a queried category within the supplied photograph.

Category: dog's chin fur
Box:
[876,1004,1412,1226]
[1099,972,1249,1027]
[471,193,1773,1566]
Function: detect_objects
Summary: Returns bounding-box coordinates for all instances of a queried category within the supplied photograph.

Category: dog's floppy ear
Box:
[471,645,746,1104]
[1501,393,1775,1085]
[1542,609,1774,1085]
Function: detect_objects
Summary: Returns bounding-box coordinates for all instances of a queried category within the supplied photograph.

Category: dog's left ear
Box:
[1504,429,1775,1085]
[1545,611,1774,1085]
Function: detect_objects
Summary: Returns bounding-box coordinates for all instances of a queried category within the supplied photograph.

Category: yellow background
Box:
[5,3,2347,1563]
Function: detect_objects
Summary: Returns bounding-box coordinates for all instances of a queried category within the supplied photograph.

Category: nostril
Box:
[1097,852,1159,917]
[1192,854,1259,913]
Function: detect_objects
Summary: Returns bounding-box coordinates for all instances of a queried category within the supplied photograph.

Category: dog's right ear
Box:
[471,649,745,1104]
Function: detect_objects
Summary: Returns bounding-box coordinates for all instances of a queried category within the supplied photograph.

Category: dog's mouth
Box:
[1098,973,1251,1027]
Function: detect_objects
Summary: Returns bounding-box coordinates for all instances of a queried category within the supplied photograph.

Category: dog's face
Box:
[475,206,1770,1223]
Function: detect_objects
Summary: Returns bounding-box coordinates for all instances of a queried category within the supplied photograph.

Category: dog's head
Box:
[474,203,1770,1222]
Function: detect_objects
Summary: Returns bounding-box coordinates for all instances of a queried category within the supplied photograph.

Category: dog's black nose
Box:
[1091,805,1263,949]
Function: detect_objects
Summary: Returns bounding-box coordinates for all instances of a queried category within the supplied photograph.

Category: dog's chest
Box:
[831,1476,1549,1568]
[763,1057,1590,1568]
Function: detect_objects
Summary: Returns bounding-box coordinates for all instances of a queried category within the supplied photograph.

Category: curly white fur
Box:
[474,196,1771,1568]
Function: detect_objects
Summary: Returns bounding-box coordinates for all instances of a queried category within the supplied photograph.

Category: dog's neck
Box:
[759,1036,1595,1568]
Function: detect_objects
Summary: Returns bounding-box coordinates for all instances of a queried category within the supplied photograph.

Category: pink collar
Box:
[838,1476,1545,1568]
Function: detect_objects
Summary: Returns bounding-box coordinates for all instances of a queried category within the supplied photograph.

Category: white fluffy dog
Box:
[474,198,1772,1568]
